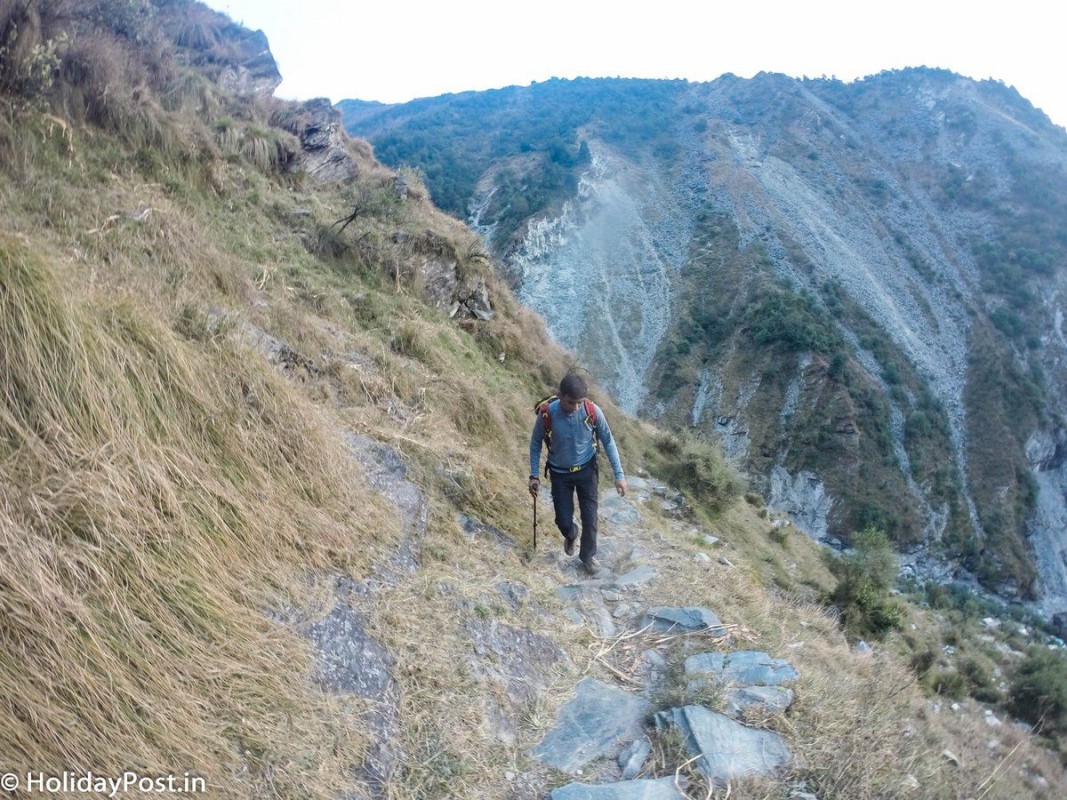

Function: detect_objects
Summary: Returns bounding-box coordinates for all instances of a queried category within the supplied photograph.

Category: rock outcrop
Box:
[655,705,791,785]
[214,25,282,97]
[287,98,362,184]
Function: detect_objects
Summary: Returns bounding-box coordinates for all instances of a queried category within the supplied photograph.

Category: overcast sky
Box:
[205,0,1066,130]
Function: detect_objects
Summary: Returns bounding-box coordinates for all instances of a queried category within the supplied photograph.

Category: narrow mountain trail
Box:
[525,479,800,798]
[320,430,804,798]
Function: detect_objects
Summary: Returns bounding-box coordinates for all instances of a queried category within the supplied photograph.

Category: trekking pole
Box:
[532,493,538,553]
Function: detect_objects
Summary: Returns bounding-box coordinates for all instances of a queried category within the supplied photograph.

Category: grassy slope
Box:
[0,3,1063,798]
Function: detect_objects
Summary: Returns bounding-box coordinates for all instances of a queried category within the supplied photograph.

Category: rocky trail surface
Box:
[297,435,805,799]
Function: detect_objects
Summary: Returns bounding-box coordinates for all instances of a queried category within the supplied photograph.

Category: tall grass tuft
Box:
[0,236,392,798]
[653,431,744,512]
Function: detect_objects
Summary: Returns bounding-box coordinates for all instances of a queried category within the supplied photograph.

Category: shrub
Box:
[909,646,936,678]
[925,668,968,700]
[1009,647,1067,737]
[829,525,905,639]
[745,290,842,354]
[655,432,743,512]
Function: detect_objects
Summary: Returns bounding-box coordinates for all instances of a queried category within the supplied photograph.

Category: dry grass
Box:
[0,237,399,797]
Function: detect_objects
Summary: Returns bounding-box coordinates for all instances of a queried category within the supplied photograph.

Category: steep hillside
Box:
[2,3,1066,799]
[341,72,1067,612]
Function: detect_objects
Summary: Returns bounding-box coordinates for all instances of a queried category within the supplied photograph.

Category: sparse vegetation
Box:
[653,431,744,512]
[828,526,905,639]
[1010,648,1067,739]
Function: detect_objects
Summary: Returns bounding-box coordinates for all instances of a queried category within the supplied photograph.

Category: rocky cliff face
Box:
[500,144,690,410]
[341,71,1067,616]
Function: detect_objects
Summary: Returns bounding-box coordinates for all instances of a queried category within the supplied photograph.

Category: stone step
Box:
[531,678,649,773]
[655,705,791,784]
[685,650,799,687]
[641,607,728,636]
[550,776,687,799]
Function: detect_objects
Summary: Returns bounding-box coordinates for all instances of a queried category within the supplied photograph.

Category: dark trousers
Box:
[550,458,599,562]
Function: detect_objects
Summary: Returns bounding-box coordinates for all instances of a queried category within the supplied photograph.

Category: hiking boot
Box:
[580,556,601,576]
[563,536,577,556]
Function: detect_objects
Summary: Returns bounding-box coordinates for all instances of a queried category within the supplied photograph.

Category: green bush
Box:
[1009,647,1067,737]
[958,655,1001,703]
[745,290,842,354]
[829,525,905,639]
[655,432,743,513]
[925,668,968,700]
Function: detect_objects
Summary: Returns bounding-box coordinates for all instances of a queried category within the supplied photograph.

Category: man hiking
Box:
[529,373,627,575]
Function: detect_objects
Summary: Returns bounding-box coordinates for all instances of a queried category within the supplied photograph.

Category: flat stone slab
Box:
[656,705,790,783]
[307,601,393,698]
[466,620,569,705]
[685,651,798,687]
[641,607,727,636]
[600,494,642,525]
[345,433,427,572]
[722,686,795,717]
[532,678,649,772]
[303,599,400,795]
[550,777,686,799]
[613,565,658,588]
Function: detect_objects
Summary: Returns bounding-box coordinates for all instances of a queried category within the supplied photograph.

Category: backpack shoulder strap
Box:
[535,395,557,437]
[583,400,600,450]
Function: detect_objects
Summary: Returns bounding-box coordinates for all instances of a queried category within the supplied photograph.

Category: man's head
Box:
[559,373,587,413]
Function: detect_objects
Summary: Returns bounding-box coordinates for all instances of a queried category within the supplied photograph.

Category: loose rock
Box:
[641,607,727,636]
[656,705,790,783]
[531,678,649,772]
[550,776,686,799]
[685,651,799,687]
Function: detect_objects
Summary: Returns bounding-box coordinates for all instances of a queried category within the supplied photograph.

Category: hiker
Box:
[529,373,627,575]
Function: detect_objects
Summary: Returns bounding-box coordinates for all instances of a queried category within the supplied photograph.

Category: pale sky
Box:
[205,0,1066,130]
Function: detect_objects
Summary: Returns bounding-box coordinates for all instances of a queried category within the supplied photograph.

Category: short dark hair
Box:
[559,372,587,399]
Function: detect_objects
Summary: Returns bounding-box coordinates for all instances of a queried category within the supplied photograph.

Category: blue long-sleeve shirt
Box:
[530,399,625,481]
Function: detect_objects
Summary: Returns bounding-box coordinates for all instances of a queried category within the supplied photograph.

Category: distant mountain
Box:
[341,70,1067,612]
